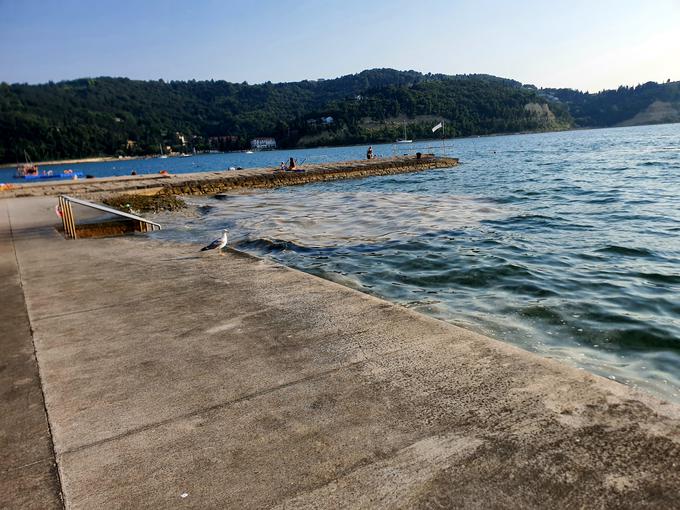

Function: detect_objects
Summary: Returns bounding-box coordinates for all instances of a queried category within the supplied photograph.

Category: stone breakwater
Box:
[0,155,459,198]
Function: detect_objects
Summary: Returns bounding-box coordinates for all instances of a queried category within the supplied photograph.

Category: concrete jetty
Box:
[1,155,459,198]
[1,196,680,509]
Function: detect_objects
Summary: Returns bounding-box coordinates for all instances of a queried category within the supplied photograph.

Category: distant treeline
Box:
[1,68,678,163]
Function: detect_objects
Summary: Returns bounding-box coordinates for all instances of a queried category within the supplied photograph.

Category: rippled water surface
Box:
[160,125,679,401]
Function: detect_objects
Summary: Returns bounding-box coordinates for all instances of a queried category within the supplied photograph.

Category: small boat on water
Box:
[14,151,84,180]
[15,167,84,180]
[16,162,38,178]
[396,121,412,143]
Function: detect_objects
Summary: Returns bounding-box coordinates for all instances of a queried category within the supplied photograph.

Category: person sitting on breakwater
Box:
[278,161,287,172]
[288,157,296,170]
[366,146,373,160]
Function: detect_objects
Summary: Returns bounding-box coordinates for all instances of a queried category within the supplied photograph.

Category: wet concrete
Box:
[1,196,679,509]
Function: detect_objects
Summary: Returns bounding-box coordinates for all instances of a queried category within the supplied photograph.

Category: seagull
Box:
[201,229,228,255]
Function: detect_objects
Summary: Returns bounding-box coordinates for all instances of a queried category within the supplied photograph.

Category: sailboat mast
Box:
[442,121,445,152]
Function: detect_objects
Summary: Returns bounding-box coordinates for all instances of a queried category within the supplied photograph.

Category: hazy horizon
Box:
[1,0,679,92]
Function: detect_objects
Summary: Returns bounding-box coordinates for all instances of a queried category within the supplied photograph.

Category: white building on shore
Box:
[250,137,277,150]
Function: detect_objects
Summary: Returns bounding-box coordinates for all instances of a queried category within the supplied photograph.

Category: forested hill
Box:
[542,81,680,127]
[0,70,571,163]
[1,69,678,163]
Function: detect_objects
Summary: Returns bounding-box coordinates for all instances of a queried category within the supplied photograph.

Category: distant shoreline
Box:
[0,155,142,169]
[2,121,677,170]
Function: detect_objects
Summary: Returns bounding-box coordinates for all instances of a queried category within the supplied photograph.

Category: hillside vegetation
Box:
[1,69,678,163]
[542,80,680,127]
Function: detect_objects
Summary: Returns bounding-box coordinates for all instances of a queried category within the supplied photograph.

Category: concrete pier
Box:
[1,155,459,198]
[1,196,680,509]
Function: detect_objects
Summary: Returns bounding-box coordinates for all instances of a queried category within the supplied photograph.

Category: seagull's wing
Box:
[201,238,221,251]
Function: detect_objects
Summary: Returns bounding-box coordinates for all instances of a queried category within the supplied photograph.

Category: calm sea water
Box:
[0,142,409,182]
[15,125,680,402]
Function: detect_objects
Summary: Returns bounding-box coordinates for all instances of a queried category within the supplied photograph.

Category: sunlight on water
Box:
[197,190,507,247]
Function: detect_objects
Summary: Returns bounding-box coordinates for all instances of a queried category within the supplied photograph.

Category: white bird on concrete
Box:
[201,229,228,255]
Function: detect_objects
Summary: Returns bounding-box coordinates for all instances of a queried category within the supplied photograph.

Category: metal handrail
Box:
[58,195,161,239]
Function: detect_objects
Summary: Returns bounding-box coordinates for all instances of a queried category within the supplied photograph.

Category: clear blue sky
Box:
[1,0,678,91]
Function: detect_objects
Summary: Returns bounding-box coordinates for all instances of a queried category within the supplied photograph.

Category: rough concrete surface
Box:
[1,196,679,509]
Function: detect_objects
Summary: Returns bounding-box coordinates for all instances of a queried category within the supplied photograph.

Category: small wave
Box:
[498,281,559,298]
[605,213,672,223]
[586,196,619,204]
[575,252,608,262]
[196,205,216,215]
[368,177,412,186]
[512,213,564,222]
[635,272,680,285]
[604,326,680,351]
[394,263,533,289]
[624,199,656,205]
[518,304,565,324]
[596,245,655,258]
[238,237,315,254]
[488,213,591,231]
[491,195,524,204]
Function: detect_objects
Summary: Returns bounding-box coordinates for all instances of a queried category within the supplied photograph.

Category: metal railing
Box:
[58,195,161,239]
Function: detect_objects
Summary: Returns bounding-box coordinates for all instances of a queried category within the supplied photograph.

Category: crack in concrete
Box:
[58,341,415,458]
[1,457,55,474]
[59,358,371,456]
[30,286,200,323]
